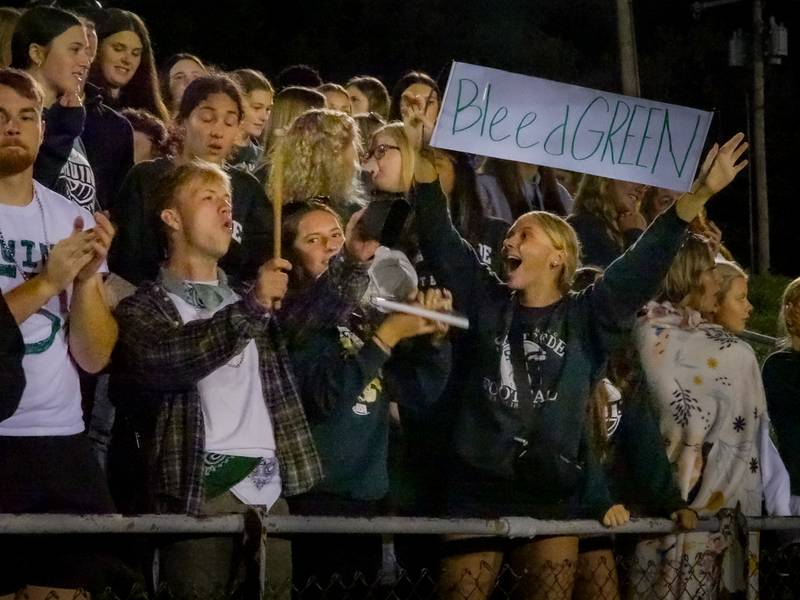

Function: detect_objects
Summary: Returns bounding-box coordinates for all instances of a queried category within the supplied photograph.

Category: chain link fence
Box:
[3,513,800,599]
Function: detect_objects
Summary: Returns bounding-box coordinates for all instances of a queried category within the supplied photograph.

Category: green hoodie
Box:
[413,181,688,518]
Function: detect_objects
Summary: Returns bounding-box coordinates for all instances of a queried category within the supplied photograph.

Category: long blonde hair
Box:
[715,260,747,306]
[268,108,364,211]
[573,175,623,248]
[778,277,800,348]
[263,86,326,155]
[521,211,580,294]
[660,234,715,308]
[369,121,415,192]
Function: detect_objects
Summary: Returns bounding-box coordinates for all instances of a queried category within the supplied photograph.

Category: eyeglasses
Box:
[364,144,400,162]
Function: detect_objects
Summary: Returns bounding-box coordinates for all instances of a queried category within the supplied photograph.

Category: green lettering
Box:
[600,100,631,164]
[651,111,702,177]
[544,105,570,156]
[515,112,539,148]
[570,96,609,160]
[635,107,662,168]
[452,78,482,135]
[619,104,647,165]
[489,106,510,142]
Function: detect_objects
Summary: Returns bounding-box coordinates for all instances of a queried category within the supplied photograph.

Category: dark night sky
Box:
[7,0,798,274]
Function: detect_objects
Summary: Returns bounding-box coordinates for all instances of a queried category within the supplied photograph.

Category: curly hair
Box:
[268,108,364,213]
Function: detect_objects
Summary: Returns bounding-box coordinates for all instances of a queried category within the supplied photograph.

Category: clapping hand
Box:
[76,212,115,282]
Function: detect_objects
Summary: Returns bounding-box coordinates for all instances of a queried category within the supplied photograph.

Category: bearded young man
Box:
[0,67,118,597]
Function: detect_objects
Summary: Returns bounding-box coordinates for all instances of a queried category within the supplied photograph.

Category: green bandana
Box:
[160,267,234,312]
[203,453,262,499]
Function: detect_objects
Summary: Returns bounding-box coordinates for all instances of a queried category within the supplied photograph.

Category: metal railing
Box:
[3,513,800,599]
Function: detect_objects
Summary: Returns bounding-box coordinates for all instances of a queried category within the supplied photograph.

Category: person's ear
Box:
[549,250,565,270]
[28,44,46,69]
[160,208,181,232]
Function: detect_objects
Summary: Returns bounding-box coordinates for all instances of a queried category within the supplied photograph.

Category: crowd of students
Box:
[1,3,799,600]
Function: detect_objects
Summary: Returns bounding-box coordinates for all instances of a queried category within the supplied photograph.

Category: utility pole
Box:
[752,0,771,273]
[616,0,641,96]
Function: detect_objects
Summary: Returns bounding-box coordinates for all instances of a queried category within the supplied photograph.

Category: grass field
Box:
[746,273,793,362]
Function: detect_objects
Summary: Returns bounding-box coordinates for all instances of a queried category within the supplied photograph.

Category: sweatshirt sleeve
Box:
[0,294,25,421]
[113,289,272,392]
[289,330,390,421]
[235,172,272,282]
[385,336,452,420]
[578,422,614,520]
[616,383,686,516]
[278,252,370,346]
[109,163,161,285]
[412,181,505,319]
[587,205,688,352]
[34,104,86,190]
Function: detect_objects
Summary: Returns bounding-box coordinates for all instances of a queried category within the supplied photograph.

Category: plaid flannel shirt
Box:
[112,253,367,515]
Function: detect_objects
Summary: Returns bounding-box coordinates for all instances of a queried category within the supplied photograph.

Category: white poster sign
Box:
[430,62,713,192]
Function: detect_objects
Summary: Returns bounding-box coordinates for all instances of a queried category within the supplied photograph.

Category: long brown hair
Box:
[281,200,342,289]
[573,174,623,250]
[89,9,169,122]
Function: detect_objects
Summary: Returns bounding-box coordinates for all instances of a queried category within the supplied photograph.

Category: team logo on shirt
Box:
[1,239,63,354]
[337,326,383,416]
[484,331,563,409]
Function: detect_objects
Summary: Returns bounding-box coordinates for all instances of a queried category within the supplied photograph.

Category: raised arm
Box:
[412,152,504,318]
[589,134,748,343]
[114,292,271,392]
[33,101,85,191]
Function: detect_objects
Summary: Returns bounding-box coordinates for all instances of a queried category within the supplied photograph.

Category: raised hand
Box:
[76,212,115,282]
[420,287,453,341]
[345,207,380,263]
[41,217,95,294]
[400,92,436,149]
[373,293,439,350]
[694,132,749,197]
[254,258,292,311]
[59,83,83,108]
[677,133,748,223]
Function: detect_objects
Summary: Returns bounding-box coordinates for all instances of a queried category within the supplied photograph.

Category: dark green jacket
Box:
[281,301,451,501]
[413,181,688,517]
[606,369,686,516]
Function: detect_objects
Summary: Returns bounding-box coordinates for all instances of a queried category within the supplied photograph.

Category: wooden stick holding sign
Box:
[271,152,284,259]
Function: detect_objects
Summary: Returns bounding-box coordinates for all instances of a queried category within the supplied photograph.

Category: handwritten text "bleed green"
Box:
[451,78,702,177]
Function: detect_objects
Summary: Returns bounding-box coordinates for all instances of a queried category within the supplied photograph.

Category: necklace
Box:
[0,186,50,281]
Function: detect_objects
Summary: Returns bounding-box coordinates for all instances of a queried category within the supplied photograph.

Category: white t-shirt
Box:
[0,181,98,436]
[168,290,282,508]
